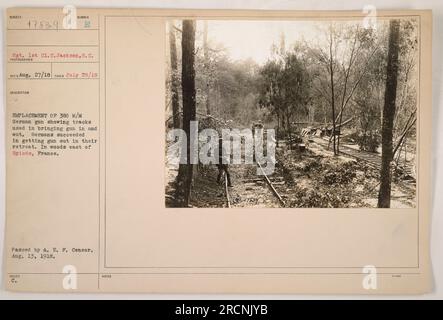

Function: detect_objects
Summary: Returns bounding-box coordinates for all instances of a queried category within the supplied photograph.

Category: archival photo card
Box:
[4,8,432,294]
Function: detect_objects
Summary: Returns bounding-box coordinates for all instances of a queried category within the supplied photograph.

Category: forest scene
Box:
[165,18,418,209]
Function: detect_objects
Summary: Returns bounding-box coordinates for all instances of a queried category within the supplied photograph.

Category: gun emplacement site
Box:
[164,19,417,209]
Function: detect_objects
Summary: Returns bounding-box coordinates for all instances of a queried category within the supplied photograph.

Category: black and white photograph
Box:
[165,17,419,209]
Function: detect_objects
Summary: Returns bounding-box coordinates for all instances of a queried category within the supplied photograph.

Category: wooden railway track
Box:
[219,131,415,208]
[257,162,286,207]
[223,162,286,208]
[222,128,287,208]
[312,137,415,182]
[224,172,231,208]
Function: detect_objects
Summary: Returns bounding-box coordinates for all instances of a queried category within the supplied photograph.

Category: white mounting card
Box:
[4,7,432,293]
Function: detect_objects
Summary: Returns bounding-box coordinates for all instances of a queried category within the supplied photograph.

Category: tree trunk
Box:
[378,20,401,208]
[286,108,292,150]
[337,110,343,152]
[328,29,337,155]
[276,110,280,148]
[177,20,196,207]
[203,21,211,115]
[169,22,180,129]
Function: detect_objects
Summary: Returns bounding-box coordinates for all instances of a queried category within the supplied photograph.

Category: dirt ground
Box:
[176,164,281,208]
[165,140,416,208]
[271,142,415,208]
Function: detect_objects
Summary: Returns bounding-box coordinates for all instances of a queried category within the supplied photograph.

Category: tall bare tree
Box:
[177,20,196,206]
[203,21,211,115]
[169,22,180,129]
[312,23,381,155]
[378,20,401,208]
[328,27,338,155]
